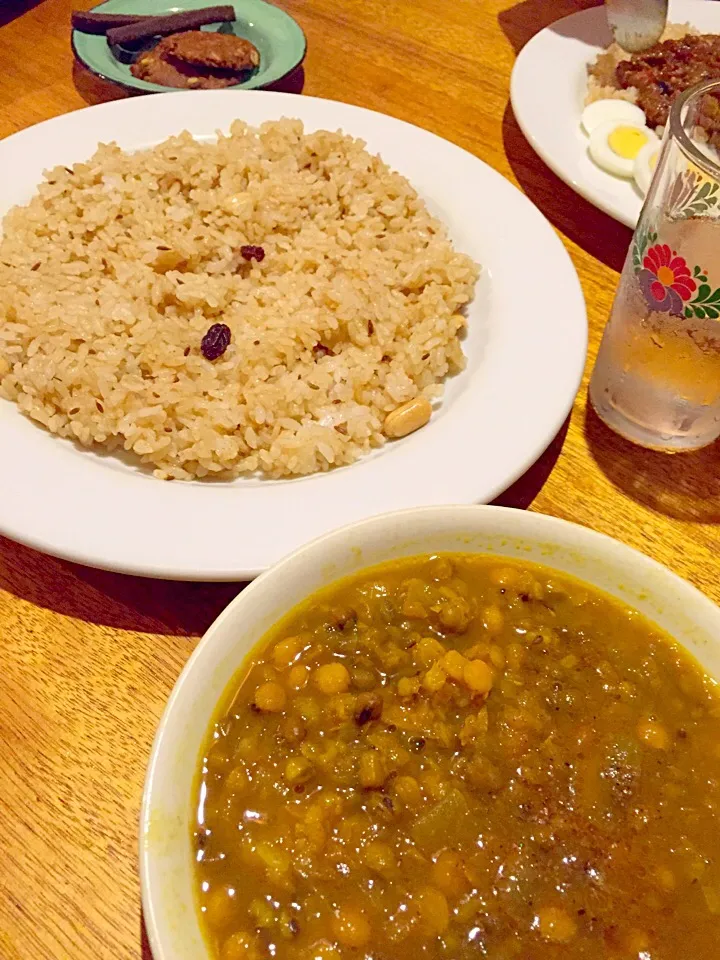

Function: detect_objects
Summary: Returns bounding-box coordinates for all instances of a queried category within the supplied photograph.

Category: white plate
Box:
[0,92,586,580]
[510,0,720,228]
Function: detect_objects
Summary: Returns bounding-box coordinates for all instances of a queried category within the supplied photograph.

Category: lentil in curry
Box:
[193,554,720,960]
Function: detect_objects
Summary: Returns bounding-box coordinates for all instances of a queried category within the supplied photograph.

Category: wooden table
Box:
[0,0,718,956]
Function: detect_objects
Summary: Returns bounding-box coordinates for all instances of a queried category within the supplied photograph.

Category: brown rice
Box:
[0,120,478,480]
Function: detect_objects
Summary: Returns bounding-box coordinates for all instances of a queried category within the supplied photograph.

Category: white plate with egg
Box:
[510,0,720,227]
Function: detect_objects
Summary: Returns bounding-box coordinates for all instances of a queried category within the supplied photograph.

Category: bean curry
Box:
[193,554,720,960]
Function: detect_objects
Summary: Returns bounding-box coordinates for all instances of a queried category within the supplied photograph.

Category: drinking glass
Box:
[589,78,720,451]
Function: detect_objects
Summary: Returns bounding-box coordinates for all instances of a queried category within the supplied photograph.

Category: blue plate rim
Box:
[71,0,307,94]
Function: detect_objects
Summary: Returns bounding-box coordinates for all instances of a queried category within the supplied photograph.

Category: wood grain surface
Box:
[0,0,718,957]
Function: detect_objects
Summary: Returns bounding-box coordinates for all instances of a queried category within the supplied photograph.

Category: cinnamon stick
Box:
[72,11,148,34]
[106,6,235,45]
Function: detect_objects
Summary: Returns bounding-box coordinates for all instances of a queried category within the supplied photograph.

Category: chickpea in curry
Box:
[193,554,720,960]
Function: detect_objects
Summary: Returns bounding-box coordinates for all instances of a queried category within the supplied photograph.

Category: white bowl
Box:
[140,504,720,960]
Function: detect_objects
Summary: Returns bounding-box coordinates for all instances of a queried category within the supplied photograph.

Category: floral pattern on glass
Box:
[637,244,696,315]
[632,200,720,321]
[668,169,719,220]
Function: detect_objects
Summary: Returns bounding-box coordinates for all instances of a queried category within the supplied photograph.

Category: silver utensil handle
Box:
[605,0,669,52]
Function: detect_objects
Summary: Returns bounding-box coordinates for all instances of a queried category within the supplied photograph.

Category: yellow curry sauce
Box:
[192,555,720,960]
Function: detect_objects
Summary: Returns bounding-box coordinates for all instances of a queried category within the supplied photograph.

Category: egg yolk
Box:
[608,126,649,160]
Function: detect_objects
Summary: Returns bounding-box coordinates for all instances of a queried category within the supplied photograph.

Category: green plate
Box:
[72,0,306,93]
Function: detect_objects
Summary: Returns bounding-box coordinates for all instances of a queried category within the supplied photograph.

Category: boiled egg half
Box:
[633,140,662,195]
[581,98,647,135]
[589,118,659,179]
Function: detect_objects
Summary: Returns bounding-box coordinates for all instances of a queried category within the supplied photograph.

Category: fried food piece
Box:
[162,30,260,71]
[130,44,246,89]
